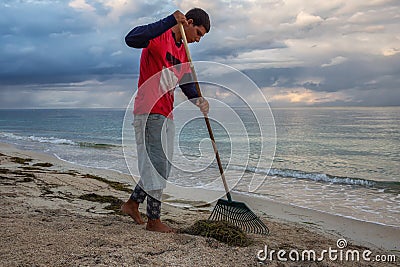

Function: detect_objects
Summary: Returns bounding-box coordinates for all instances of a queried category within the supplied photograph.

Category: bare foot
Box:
[121,199,145,225]
[146,218,174,233]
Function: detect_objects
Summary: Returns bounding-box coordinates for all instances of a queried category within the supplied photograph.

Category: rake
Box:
[179,23,269,235]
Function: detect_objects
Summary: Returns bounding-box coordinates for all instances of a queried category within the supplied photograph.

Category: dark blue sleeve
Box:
[180,73,199,100]
[180,82,199,100]
[125,14,177,48]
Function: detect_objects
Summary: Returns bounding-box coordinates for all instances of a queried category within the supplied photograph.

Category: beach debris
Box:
[0,168,35,184]
[79,193,124,215]
[82,174,131,193]
[182,219,253,247]
[33,162,53,167]
[10,156,32,165]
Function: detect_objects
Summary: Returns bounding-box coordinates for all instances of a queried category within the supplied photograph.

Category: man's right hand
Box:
[173,10,188,26]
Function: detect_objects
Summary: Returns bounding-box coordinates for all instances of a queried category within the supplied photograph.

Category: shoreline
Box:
[1,142,399,265]
[9,141,399,228]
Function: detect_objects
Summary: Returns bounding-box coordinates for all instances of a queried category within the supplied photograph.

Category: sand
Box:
[0,142,398,266]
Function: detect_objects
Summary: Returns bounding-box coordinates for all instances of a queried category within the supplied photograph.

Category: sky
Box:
[0,0,399,108]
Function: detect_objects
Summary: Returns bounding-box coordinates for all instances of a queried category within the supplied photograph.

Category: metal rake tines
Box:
[209,199,269,235]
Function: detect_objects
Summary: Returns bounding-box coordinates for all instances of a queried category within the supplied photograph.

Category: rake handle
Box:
[179,23,232,203]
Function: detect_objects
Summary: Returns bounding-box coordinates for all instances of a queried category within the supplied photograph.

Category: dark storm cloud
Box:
[0,0,399,108]
[0,1,140,87]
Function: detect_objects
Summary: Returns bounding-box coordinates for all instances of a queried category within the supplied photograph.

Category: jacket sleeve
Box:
[125,14,177,48]
[180,73,199,100]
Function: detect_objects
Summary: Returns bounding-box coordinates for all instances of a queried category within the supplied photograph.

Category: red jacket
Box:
[125,14,198,119]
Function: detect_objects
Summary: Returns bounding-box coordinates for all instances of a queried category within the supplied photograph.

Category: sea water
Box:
[0,107,399,227]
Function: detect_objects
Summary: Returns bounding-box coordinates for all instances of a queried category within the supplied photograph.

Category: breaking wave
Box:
[0,132,116,149]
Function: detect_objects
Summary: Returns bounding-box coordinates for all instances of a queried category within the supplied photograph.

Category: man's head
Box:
[184,8,210,43]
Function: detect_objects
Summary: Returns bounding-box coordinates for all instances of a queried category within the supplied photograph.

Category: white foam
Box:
[1,132,76,145]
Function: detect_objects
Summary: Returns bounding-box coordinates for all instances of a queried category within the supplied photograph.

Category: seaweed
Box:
[19,166,45,171]
[57,170,78,176]
[0,168,35,185]
[182,220,253,247]
[0,168,35,179]
[0,168,10,174]
[82,174,131,193]
[33,162,53,167]
[10,157,32,165]
[79,193,124,215]
[21,177,34,183]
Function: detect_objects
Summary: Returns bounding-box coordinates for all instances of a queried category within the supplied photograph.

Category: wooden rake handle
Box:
[178,23,232,202]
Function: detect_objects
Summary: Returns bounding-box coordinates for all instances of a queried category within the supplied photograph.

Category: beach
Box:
[2,0,400,265]
[1,142,398,266]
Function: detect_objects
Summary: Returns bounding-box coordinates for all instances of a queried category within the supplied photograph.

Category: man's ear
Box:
[187,18,194,25]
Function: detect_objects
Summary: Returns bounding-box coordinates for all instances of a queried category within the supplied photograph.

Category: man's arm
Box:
[125,10,188,48]
[180,74,209,115]
[125,14,176,48]
[180,73,199,99]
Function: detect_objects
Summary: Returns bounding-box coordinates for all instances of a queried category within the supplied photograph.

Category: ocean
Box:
[0,107,399,227]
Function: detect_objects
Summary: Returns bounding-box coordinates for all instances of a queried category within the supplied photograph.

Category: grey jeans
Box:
[130,114,174,218]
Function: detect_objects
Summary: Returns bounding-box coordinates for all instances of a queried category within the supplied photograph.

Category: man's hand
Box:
[173,10,188,26]
[196,97,209,115]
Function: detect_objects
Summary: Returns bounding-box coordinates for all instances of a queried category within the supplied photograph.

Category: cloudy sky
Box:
[1,0,399,108]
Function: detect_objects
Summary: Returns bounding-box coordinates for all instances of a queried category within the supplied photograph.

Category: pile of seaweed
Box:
[79,193,124,215]
[182,220,253,247]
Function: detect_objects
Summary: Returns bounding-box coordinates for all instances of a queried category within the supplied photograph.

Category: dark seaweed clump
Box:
[10,157,32,165]
[79,193,124,215]
[33,162,53,167]
[83,174,131,193]
[183,220,253,247]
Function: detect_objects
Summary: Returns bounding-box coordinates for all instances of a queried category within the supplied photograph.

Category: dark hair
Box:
[185,8,210,33]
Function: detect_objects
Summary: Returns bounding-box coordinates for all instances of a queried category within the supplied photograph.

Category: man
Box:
[121,8,210,233]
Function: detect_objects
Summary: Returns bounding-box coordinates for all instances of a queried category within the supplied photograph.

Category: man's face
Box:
[186,21,207,43]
